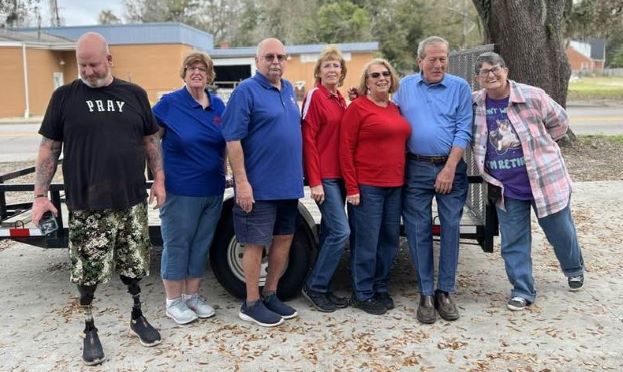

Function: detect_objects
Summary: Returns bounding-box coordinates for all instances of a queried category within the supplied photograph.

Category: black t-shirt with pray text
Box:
[39,78,159,210]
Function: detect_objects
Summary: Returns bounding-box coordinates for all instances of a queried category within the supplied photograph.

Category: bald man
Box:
[222,38,304,327]
[32,32,165,365]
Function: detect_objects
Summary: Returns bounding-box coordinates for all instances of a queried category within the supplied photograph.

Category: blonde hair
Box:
[179,52,215,84]
[356,58,399,96]
[313,45,347,87]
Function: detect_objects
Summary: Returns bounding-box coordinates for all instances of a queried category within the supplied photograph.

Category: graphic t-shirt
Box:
[39,78,159,210]
[484,96,532,200]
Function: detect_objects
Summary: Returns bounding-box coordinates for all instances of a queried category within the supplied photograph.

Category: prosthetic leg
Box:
[78,285,105,366]
[120,275,162,347]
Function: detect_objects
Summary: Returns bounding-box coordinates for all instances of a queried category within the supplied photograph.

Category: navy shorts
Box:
[233,200,299,247]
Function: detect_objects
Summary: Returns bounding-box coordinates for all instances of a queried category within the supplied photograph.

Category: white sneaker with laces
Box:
[166,297,198,324]
[185,293,216,318]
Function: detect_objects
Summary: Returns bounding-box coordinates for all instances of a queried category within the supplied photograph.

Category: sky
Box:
[38,0,125,26]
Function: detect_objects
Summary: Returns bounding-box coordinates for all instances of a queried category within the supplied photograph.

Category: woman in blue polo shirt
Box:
[152,52,226,325]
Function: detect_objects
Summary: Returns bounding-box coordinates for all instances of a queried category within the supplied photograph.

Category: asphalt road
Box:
[0,104,621,162]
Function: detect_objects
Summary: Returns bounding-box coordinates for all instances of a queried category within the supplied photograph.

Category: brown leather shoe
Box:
[416,295,436,324]
[434,290,459,321]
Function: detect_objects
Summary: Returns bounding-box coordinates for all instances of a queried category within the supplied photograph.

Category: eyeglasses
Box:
[367,71,391,79]
[263,54,287,62]
[478,65,503,76]
[186,65,207,73]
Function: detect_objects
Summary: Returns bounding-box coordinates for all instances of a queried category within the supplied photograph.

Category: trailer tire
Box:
[210,203,314,300]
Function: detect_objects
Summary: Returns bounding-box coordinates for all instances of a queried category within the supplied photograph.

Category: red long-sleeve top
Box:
[339,96,411,196]
[301,83,347,187]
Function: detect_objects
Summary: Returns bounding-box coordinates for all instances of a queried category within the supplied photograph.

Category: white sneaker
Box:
[185,293,216,318]
[166,297,198,324]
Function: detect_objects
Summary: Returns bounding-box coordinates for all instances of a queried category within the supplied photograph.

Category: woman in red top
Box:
[301,46,350,312]
[340,58,411,315]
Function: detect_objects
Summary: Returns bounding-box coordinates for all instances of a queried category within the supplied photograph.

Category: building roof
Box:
[0,29,75,49]
[9,23,379,57]
[587,38,606,60]
[210,42,379,58]
[14,22,214,51]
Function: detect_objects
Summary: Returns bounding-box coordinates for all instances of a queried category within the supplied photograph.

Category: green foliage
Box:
[317,1,371,43]
[0,0,33,28]
[610,46,623,68]
[98,10,122,25]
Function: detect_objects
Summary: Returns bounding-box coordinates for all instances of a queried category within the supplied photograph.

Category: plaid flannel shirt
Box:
[472,80,573,218]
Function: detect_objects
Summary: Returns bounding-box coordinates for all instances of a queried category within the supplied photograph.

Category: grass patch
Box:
[577,134,623,144]
[568,76,623,101]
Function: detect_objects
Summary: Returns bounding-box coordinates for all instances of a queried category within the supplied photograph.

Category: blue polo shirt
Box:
[393,73,472,156]
[222,73,304,200]
[153,87,226,197]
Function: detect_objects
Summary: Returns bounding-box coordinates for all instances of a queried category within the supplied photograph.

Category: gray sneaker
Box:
[185,293,215,318]
[166,298,198,325]
[507,296,527,311]
[568,274,584,291]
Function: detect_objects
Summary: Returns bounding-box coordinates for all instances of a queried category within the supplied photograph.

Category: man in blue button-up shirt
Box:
[394,36,472,325]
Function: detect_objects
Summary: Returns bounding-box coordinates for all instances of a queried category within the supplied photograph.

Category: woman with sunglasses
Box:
[300,46,350,312]
[340,58,411,315]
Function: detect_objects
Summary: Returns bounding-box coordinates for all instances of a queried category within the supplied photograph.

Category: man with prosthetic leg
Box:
[32,32,165,365]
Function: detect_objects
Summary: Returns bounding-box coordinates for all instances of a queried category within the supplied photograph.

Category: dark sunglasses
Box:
[367,70,391,79]
[263,54,287,62]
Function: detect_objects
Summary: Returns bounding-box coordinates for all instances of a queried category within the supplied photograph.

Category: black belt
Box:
[407,153,449,164]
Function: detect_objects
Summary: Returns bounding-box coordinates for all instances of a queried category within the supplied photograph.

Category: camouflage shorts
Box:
[68,202,151,286]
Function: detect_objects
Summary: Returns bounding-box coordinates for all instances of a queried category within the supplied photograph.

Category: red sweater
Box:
[339,96,411,196]
[301,83,347,187]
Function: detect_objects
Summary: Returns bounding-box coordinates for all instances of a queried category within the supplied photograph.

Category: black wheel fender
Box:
[209,198,317,300]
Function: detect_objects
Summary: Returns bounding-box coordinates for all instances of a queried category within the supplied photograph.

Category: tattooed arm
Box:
[144,132,166,208]
[32,137,62,225]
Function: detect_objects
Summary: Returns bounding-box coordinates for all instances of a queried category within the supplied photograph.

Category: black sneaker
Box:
[351,296,387,315]
[130,315,162,347]
[82,327,105,366]
[375,292,395,310]
[568,274,584,291]
[327,292,349,308]
[302,286,336,312]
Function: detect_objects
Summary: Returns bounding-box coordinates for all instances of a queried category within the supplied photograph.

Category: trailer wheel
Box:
[210,204,313,300]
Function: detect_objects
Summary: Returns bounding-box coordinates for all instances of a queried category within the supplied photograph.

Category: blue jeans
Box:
[160,192,223,280]
[306,179,350,293]
[497,197,584,303]
[349,185,401,301]
[403,159,468,296]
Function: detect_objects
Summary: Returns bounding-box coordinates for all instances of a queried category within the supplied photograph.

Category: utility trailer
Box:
[0,152,497,300]
[0,44,499,300]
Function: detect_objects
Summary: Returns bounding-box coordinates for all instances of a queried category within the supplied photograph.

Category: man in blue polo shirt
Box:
[394,36,472,324]
[222,37,304,327]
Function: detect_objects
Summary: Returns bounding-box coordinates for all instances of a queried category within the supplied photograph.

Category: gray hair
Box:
[475,52,507,74]
[417,36,449,59]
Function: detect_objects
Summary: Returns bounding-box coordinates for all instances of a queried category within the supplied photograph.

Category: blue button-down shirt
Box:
[393,73,472,156]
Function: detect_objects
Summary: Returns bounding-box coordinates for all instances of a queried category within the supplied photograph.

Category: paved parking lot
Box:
[1,181,622,370]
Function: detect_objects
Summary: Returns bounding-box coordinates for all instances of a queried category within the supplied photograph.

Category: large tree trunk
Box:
[472,0,576,141]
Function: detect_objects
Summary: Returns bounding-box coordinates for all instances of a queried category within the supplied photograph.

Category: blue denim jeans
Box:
[497,197,584,303]
[306,179,350,293]
[349,185,401,301]
[403,159,468,296]
[160,192,223,280]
